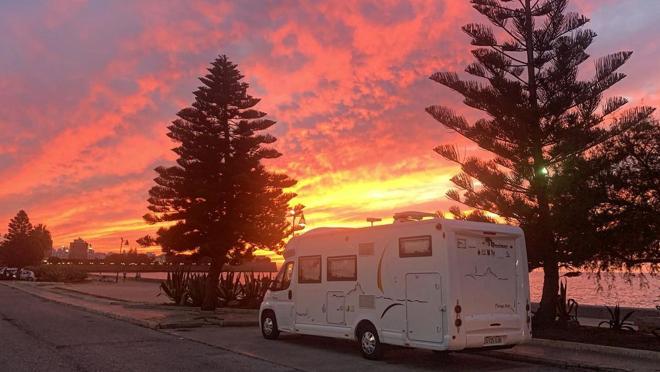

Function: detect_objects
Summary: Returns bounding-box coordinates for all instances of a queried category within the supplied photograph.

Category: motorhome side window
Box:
[399,235,432,257]
[271,261,294,291]
[327,255,357,281]
[298,255,321,283]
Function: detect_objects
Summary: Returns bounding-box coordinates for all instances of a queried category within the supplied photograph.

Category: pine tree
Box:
[144,55,296,310]
[589,119,659,269]
[426,0,655,324]
[6,210,32,241]
[0,211,51,268]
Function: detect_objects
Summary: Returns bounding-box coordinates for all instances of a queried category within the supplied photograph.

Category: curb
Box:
[484,349,628,372]
[530,338,660,361]
[51,285,142,304]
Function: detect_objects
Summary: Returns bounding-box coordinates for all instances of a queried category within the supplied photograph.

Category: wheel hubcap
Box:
[263,317,274,335]
[361,331,376,354]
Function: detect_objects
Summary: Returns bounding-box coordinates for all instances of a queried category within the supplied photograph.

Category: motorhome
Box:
[259,212,531,359]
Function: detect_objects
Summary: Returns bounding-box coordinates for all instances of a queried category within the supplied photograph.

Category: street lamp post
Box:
[290,208,306,237]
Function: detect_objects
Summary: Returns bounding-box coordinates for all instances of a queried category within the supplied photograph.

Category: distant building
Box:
[51,246,68,259]
[68,238,90,260]
[88,250,106,260]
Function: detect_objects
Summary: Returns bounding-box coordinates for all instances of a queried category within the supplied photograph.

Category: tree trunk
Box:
[201,257,224,311]
[521,0,559,327]
[536,254,559,326]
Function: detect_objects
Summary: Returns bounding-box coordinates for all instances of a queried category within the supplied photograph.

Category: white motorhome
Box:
[260,212,531,359]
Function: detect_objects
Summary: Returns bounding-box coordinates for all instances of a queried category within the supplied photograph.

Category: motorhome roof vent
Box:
[393,211,437,223]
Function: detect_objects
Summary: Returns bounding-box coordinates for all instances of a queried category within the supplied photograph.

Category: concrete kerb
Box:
[529,338,660,361]
[483,349,627,372]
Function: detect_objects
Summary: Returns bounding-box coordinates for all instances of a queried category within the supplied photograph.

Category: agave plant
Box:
[187,272,208,307]
[159,268,189,305]
[556,278,579,327]
[240,273,273,308]
[218,271,242,307]
[599,304,635,331]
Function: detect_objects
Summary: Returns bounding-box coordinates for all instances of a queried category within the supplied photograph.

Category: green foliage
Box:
[240,273,273,308]
[187,273,208,307]
[446,206,496,223]
[556,279,579,327]
[143,54,298,310]
[218,272,242,307]
[599,304,636,331]
[158,269,273,309]
[426,0,656,323]
[159,268,189,305]
[0,211,52,268]
[587,119,660,271]
[143,55,296,261]
[32,265,87,282]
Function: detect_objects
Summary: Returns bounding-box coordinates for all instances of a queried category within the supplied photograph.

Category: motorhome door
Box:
[326,291,346,324]
[406,273,443,343]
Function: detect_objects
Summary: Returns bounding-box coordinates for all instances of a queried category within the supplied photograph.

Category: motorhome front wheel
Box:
[261,311,280,340]
[358,324,383,360]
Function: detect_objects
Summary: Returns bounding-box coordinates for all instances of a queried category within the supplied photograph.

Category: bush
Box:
[159,268,189,305]
[33,265,87,282]
[187,273,208,307]
[218,272,242,307]
[159,269,275,309]
[599,304,636,331]
[239,273,272,309]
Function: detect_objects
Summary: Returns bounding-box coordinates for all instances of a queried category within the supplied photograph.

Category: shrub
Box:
[187,273,208,307]
[240,273,272,309]
[556,278,579,327]
[159,268,189,305]
[218,272,242,307]
[33,265,87,282]
[599,304,635,331]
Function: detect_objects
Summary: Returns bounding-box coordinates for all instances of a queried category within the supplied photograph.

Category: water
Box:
[529,270,659,309]
[130,270,660,308]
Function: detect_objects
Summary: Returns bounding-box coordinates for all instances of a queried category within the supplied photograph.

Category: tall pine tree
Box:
[144,55,296,310]
[426,0,655,324]
[0,210,51,268]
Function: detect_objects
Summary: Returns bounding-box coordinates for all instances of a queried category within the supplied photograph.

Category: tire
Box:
[261,311,280,340]
[358,323,383,360]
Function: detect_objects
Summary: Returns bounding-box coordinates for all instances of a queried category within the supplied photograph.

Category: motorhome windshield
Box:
[270,261,294,291]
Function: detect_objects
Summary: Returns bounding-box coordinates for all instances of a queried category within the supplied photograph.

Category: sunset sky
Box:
[1,0,658,259]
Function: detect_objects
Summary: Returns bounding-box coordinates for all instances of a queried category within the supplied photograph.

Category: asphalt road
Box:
[0,285,577,371]
[0,285,291,372]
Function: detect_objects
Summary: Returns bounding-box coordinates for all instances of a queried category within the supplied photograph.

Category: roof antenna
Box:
[366,217,381,227]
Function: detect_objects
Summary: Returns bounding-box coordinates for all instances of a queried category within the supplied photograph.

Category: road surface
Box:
[0,285,577,371]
